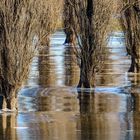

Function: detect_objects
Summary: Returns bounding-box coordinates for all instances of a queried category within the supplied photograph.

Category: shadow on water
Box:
[1,31,140,139]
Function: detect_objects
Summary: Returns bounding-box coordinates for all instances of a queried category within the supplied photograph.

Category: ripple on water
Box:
[1,31,139,140]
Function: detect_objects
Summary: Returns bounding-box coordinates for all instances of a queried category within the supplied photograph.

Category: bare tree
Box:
[120,0,140,72]
[0,0,61,110]
[68,0,114,88]
[38,0,64,47]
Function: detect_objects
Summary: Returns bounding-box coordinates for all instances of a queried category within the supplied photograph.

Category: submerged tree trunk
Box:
[120,1,140,72]
[1,79,17,109]
[75,0,95,88]
[78,68,93,88]
[69,0,114,88]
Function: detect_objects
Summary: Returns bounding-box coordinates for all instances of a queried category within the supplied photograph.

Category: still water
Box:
[1,31,140,140]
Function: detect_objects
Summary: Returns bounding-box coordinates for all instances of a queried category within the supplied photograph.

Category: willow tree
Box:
[0,0,59,110]
[63,0,76,45]
[68,0,114,88]
[120,0,140,72]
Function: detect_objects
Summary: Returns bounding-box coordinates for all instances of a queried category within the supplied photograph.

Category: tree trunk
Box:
[77,60,94,88]
[77,0,94,88]
[63,0,76,45]
[6,96,17,110]
[129,54,140,72]
[0,95,6,109]
[78,72,91,88]
[0,79,17,110]
[64,28,75,45]
[120,1,140,72]
[67,0,113,88]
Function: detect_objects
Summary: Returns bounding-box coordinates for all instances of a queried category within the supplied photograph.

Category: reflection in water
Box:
[38,48,56,87]
[129,74,140,140]
[27,31,66,87]
[77,90,134,140]
[19,87,79,112]
[16,112,78,140]
[16,87,79,140]
[96,33,130,86]
[2,31,140,139]
[0,114,17,140]
[64,46,79,86]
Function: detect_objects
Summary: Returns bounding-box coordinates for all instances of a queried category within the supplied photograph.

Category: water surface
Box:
[1,31,140,140]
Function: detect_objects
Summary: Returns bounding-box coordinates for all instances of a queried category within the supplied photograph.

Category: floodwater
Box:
[1,31,140,140]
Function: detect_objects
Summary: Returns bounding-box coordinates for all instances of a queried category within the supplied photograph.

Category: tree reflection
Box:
[129,74,140,139]
[64,46,79,86]
[77,89,134,140]
[0,114,17,140]
[38,48,56,87]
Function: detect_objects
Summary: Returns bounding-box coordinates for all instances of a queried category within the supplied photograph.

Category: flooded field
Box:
[1,31,140,140]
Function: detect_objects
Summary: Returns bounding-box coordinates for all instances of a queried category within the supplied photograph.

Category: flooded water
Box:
[1,31,140,140]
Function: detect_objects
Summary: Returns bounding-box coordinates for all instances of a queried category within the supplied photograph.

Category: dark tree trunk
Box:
[63,0,76,45]
[78,71,91,88]
[129,54,140,72]
[77,59,94,88]
[129,56,136,72]
[0,78,17,110]
[77,0,94,88]
[68,0,113,88]
[120,1,140,72]
[64,29,75,45]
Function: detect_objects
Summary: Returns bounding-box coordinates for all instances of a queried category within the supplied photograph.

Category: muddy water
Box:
[1,31,140,140]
